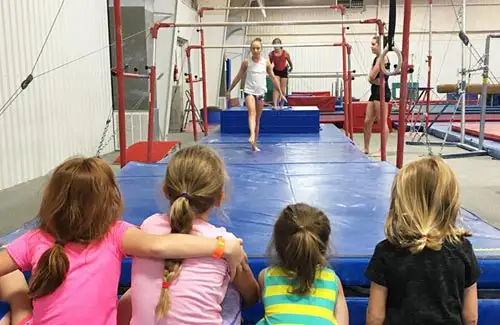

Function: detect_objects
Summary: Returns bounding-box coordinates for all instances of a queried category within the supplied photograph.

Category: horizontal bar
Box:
[199,43,343,49]
[289,72,367,78]
[159,19,375,28]
[246,30,500,36]
[204,6,340,10]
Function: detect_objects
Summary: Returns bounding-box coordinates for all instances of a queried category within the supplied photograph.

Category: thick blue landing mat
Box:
[117,161,500,289]
[221,106,320,134]
[201,123,349,144]
[428,123,500,159]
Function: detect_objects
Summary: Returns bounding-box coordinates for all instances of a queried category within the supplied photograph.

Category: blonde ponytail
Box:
[155,145,227,319]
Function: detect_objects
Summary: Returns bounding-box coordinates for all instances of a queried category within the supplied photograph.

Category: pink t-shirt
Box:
[6,221,133,325]
[130,214,236,325]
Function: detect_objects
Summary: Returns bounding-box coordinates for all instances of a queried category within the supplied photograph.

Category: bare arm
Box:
[232,253,259,307]
[286,52,293,72]
[0,250,21,279]
[369,56,389,83]
[366,282,388,325]
[334,276,349,325]
[462,283,478,325]
[227,60,248,94]
[122,227,244,279]
[266,60,285,100]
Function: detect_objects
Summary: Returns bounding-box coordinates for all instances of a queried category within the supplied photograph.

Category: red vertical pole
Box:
[396,0,412,168]
[147,66,156,162]
[346,45,354,138]
[113,0,127,167]
[341,40,349,137]
[200,29,209,136]
[425,56,432,129]
[186,48,198,142]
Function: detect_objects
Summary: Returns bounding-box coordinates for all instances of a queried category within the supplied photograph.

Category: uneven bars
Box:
[199,5,346,16]
[151,19,384,37]
[288,72,367,78]
[183,41,353,141]
[200,43,345,48]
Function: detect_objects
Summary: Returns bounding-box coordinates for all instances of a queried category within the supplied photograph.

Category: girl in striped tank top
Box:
[257,203,349,325]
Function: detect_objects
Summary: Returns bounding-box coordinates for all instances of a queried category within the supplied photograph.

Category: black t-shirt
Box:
[365,238,481,325]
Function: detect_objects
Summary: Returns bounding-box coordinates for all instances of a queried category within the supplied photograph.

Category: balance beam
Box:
[437,83,500,94]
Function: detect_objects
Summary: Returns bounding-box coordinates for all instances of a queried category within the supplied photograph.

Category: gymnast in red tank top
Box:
[269,38,293,107]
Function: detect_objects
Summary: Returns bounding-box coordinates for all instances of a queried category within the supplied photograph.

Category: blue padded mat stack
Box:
[220,106,320,134]
[116,123,500,325]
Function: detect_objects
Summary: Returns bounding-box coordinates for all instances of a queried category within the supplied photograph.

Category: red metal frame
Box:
[113,0,127,167]
[114,2,394,164]
[396,0,412,168]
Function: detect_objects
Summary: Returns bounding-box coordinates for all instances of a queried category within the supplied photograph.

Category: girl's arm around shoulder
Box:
[334,276,349,325]
[121,226,244,279]
[232,252,259,307]
[0,250,22,278]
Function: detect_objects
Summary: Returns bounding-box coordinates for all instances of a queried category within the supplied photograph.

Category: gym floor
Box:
[0,128,499,239]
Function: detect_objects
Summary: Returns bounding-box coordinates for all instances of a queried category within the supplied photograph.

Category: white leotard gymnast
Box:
[244,55,267,97]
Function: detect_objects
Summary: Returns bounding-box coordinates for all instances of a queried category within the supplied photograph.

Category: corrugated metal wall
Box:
[0,0,113,190]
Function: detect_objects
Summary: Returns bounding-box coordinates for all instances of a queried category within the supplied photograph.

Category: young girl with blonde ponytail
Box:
[126,145,259,325]
[365,156,481,325]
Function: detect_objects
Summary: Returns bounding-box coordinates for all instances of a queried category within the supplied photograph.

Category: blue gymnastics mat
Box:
[201,123,349,144]
[428,122,500,159]
[221,106,320,134]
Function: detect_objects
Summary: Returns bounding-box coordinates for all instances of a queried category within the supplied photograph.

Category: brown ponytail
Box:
[29,157,123,298]
[269,203,331,295]
[29,242,69,298]
[155,145,227,318]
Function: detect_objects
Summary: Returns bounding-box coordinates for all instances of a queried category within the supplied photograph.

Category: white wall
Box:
[228,1,500,101]
[156,0,202,137]
[199,0,230,107]
[0,0,113,190]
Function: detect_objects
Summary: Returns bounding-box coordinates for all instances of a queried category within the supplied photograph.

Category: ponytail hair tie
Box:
[179,192,192,200]
[55,239,66,247]
[162,281,169,289]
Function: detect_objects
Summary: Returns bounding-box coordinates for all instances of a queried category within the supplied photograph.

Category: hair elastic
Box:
[162,281,169,289]
[179,192,192,200]
[55,239,66,247]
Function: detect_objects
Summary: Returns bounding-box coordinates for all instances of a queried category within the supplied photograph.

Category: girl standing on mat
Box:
[269,38,293,107]
[227,38,286,152]
[364,36,391,156]
[119,145,259,325]
[256,203,349,325]
[365,156,480,325]
[0,157,245,325]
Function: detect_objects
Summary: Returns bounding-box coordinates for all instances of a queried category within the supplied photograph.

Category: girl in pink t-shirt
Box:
[118,145,259,325]
[0,156,245,325]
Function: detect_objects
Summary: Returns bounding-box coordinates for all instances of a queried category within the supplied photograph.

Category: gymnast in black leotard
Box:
[364,36,391,155]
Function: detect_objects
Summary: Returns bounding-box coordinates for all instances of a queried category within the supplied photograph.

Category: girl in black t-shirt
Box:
[365,156,481,325]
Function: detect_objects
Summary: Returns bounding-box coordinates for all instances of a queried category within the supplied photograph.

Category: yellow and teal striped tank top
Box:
[257,266,339,325]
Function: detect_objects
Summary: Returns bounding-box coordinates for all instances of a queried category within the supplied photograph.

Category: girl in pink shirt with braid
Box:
[0,156,245,325]
[118,145,260,325]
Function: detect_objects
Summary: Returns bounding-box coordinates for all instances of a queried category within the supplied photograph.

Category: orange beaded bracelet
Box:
[213,236,225,259]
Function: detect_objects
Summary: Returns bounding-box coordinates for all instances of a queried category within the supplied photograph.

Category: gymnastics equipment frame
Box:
[112,0,412,167]
[183,42,355,142]
[149,18,396,160]
[428,34,500,159]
